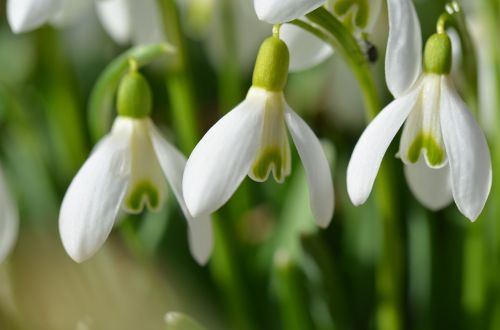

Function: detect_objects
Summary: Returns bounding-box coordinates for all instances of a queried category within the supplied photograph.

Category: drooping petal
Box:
[0,167,19,263]
[280,23,333,72]
[404,157,453,211]
[7,0,61,33]
[95,0,132,44]
[440,77,492,221]
[183,87,265,217]
[254,0,325,24]
[385,0,422,97]
[128,0,166,45]
[399,75,447,168]
[149,121,213,265]
[59,129,131,263]
[285,107,334,228]
[347,86,421,205]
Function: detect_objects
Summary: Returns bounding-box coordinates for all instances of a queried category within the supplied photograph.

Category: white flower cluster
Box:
[0,0,491,266]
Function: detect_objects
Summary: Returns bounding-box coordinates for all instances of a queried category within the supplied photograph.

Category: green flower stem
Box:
[274,251,315,330]
[294,8,402,330]
[36,28,88,180]
[88,43,174,142]
[158,0,199,153]
[301,234,350,329]
[218,0,243,112]
[303,7,380,120]
[482,0,500,328]
[158,1,256,329]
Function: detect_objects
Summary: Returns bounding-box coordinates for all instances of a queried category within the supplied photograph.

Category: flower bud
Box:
[117,71,152,118]
[252,36,290,92]
[423,33,452,75]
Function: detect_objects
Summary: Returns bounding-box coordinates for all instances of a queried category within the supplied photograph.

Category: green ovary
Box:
[124,181,161,213]
[407,133,445,166]
[333,0,369,29]
[251,147,287,183]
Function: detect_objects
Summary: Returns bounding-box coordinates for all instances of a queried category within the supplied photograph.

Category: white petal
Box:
[404,157,453,211]
[0,167,18,263]
[7,0,61,33]
[385,0,422,97]
[280,23,333,72]
[440,77,492,221]
[254,0,325,24]
[285,108,334,227]
[95,0,132,44]
[347,86,421,205]
[128,0,166,45]
[149,122,213,265]
[59,131,130,262]
[183,87,265,217]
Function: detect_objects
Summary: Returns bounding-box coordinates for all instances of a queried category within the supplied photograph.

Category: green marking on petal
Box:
[251,147,287,183]
[407,133,445,166]
[125,180,161,213]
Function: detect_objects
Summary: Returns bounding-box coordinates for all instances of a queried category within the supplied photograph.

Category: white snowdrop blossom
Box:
[59,72,213,264]
[0,166,19,264]
[7,0,164,45]
[280,0,382,71]
[347,0,492,221]
[183,35,334,228]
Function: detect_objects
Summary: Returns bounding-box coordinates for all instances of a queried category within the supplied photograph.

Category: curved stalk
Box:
[88,43,174,142]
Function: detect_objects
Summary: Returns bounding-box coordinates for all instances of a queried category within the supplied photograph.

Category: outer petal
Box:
[7,0,61,33]
[385,0,422,97]
[95,0,131,44]
[0,167,19,263]
[59,132,130,262]
[285,108,334,227]
[347,86,421,205]
[183,87,265,217]
[440,77,492,221]
[254,0,325,24]
[404,157,453,211]
[280,23,333,72]
[149,122,213,265]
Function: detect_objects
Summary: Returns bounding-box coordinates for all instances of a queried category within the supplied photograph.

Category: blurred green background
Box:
[0,0,500,329]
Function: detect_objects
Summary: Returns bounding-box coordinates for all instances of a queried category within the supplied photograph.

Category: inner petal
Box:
[249,93,291,183]
[399,75,447,168]
[122,120,167,214]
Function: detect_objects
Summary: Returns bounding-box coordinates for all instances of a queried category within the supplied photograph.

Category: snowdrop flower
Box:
[7,0,164,45]
[280,0,382,71]
[59,70,213,264]
[0,166,19,263]
[347,0,492,221]
[183,33,334,227]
